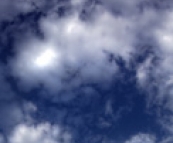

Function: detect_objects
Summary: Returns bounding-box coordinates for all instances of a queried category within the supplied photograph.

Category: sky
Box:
[0,0,173,143]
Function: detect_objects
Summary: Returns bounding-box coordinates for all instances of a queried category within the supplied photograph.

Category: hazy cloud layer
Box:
[10,5,135,95]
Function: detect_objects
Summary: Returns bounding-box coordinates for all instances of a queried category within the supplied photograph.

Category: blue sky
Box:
[0,0,173,143]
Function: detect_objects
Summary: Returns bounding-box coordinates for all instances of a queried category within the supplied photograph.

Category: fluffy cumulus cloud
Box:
[10,5,136,94]
[124,133,156,143]
[9,123,71,143]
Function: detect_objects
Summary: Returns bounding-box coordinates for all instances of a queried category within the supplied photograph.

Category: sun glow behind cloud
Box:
[10,7,135,92]
[34,48,58,68]
[10,40,62,88]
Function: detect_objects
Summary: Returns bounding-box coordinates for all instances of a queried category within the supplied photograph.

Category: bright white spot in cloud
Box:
[12,40,61,75]
[10,6,135,93]
[154,10,173,101]
[10,40,63,91]
[66,20,79,34]
[34,48,58,68]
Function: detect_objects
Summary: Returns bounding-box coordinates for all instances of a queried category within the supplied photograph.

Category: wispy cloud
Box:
[124,133,156,143]
[9,123,71,143]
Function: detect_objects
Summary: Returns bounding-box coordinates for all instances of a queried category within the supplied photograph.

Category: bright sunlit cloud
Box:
[34,48,57,68]
[11,40,62,85]
[11,7,134,92]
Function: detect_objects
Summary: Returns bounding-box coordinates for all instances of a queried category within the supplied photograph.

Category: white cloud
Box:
[138,9,173,137]
[136,56,153,88]
[125,133,156,143]
[154,11,173,76]
[9,123,71,143]
[10,6,135,94]
[152,10,173,111]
